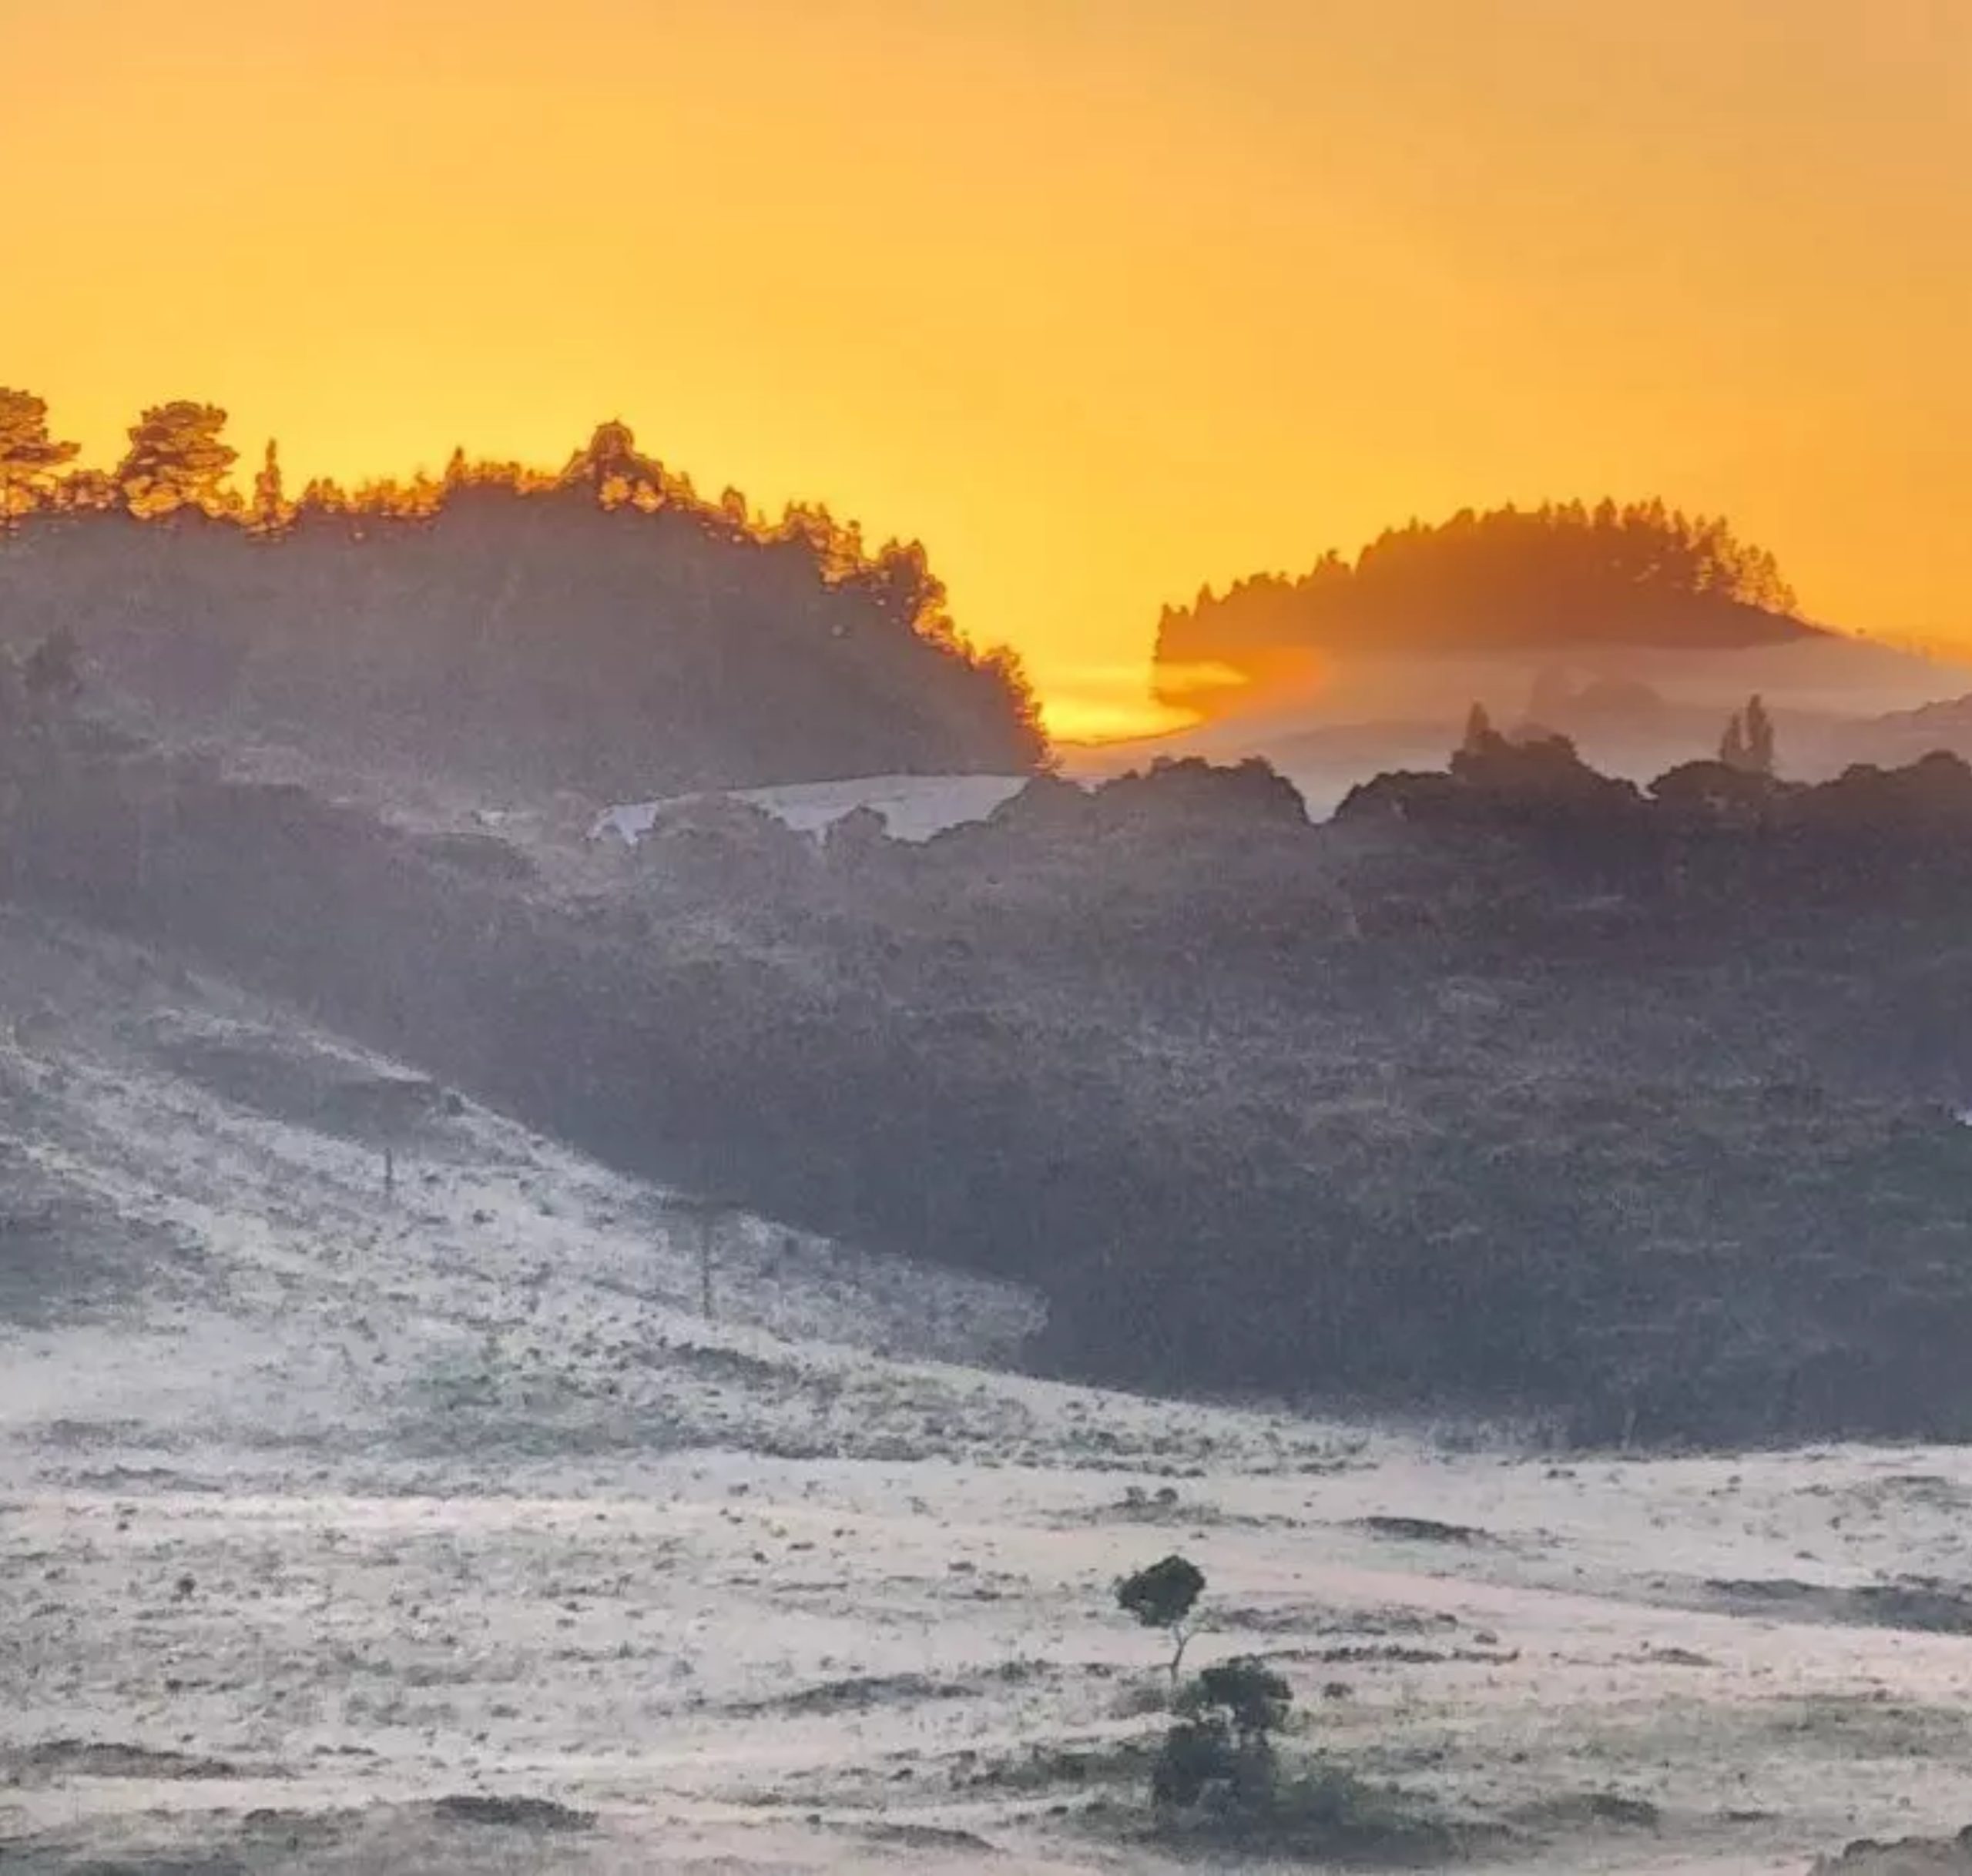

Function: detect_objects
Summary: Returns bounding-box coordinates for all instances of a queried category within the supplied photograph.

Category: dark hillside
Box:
[0,427,1043,798]
[9,715,1972,1447]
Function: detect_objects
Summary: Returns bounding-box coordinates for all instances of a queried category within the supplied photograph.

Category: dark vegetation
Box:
[1812,1826,1972,1874]
[1701,1576,1972,1636]
[12,431,1972,1442]
[1111,1556,1453,1859]
[0,1145,176,1330]
[10,591,1972,1442]
[1153,1655,1292,1811]
[1155,497,1811,712]
[428,1795,593,1831]
[0,389,1043,794]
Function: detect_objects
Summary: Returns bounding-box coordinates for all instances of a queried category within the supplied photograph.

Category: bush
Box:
[1149,1662,1451,1861]
[1181,1657,1293,1740]
[1152,1656,1293,1818]
[1265,1762,1418,1841]
[1152,1715,1262,1811]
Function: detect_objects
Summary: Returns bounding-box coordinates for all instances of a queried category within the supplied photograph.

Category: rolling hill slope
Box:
[7,908,1972,1875]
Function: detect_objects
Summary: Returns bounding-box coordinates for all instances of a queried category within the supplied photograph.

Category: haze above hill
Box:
[14,385,1972,805]
[1116,497,1972,809]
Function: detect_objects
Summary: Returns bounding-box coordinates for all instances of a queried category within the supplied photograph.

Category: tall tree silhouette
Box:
[1745,694,1776,776]
[248,439,290,538]
[116,402,239,518]
[1719,696,1776,776]
[1719,710,1749,771]
[0,390,79,531]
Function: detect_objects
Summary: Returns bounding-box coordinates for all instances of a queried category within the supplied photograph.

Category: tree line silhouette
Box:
[2,390,990,642]
[1155,497,1809,710]
[0,390,1045,793]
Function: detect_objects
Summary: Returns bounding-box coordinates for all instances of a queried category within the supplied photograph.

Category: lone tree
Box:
[1744,693,1776,776]
[1118,1553,1206,1687]
[115,401,238,517]
[1153,1657,1295,1813]
[0,388,78,531]
[248,438,290,538]
[1719,694,1776,776]
[666,1193,746,1321]
[1461,700,1494,755]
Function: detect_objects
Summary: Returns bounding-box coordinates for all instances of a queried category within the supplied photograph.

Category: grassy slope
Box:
[10,910,1972,1876]
[9,724,1972,1444]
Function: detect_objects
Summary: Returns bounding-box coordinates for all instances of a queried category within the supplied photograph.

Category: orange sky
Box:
[3,0,1968,738]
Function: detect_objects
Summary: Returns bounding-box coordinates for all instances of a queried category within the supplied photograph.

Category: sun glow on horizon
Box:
[5,0,1970,722]
[1038,691,1199,747]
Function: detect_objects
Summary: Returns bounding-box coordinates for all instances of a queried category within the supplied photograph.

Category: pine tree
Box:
[1745,694,1776,776]
[0,389,79,531]
[249,439,289,538]
[1719,711,1749,771]
[1462,701,1494,754]
[116,401,238,517]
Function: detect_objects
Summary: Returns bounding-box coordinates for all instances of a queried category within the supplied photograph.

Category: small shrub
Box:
[1268,1761,1408,1837]
[1152,1716,1246,1810]
[1149,1680,1447,1861]
[1180,1658,1293,1742]
[1152,1656,1293,1821]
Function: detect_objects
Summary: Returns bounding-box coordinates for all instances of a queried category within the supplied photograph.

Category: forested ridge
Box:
[1155,498,1813,712]
[0,390,1044,794]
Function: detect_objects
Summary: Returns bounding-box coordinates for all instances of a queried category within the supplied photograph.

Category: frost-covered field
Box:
[5,910,1972,1874]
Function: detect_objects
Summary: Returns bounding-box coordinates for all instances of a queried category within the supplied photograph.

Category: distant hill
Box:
[1155,497,1818,716]
[1811,692,1972,773]
[0,423,1044,799]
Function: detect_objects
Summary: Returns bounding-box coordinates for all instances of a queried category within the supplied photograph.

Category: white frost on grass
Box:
[590,774,1033,847]
[5,913,1972,1874]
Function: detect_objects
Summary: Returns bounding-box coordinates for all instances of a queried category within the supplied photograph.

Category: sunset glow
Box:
[5,0,1968,739]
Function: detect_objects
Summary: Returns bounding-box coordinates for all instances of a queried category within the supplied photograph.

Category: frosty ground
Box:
[4,906,1972,1874]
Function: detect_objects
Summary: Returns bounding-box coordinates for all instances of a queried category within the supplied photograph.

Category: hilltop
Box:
[0,400,1045,798]
[1126,499,1961,808]
[1155,498,1810,698]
